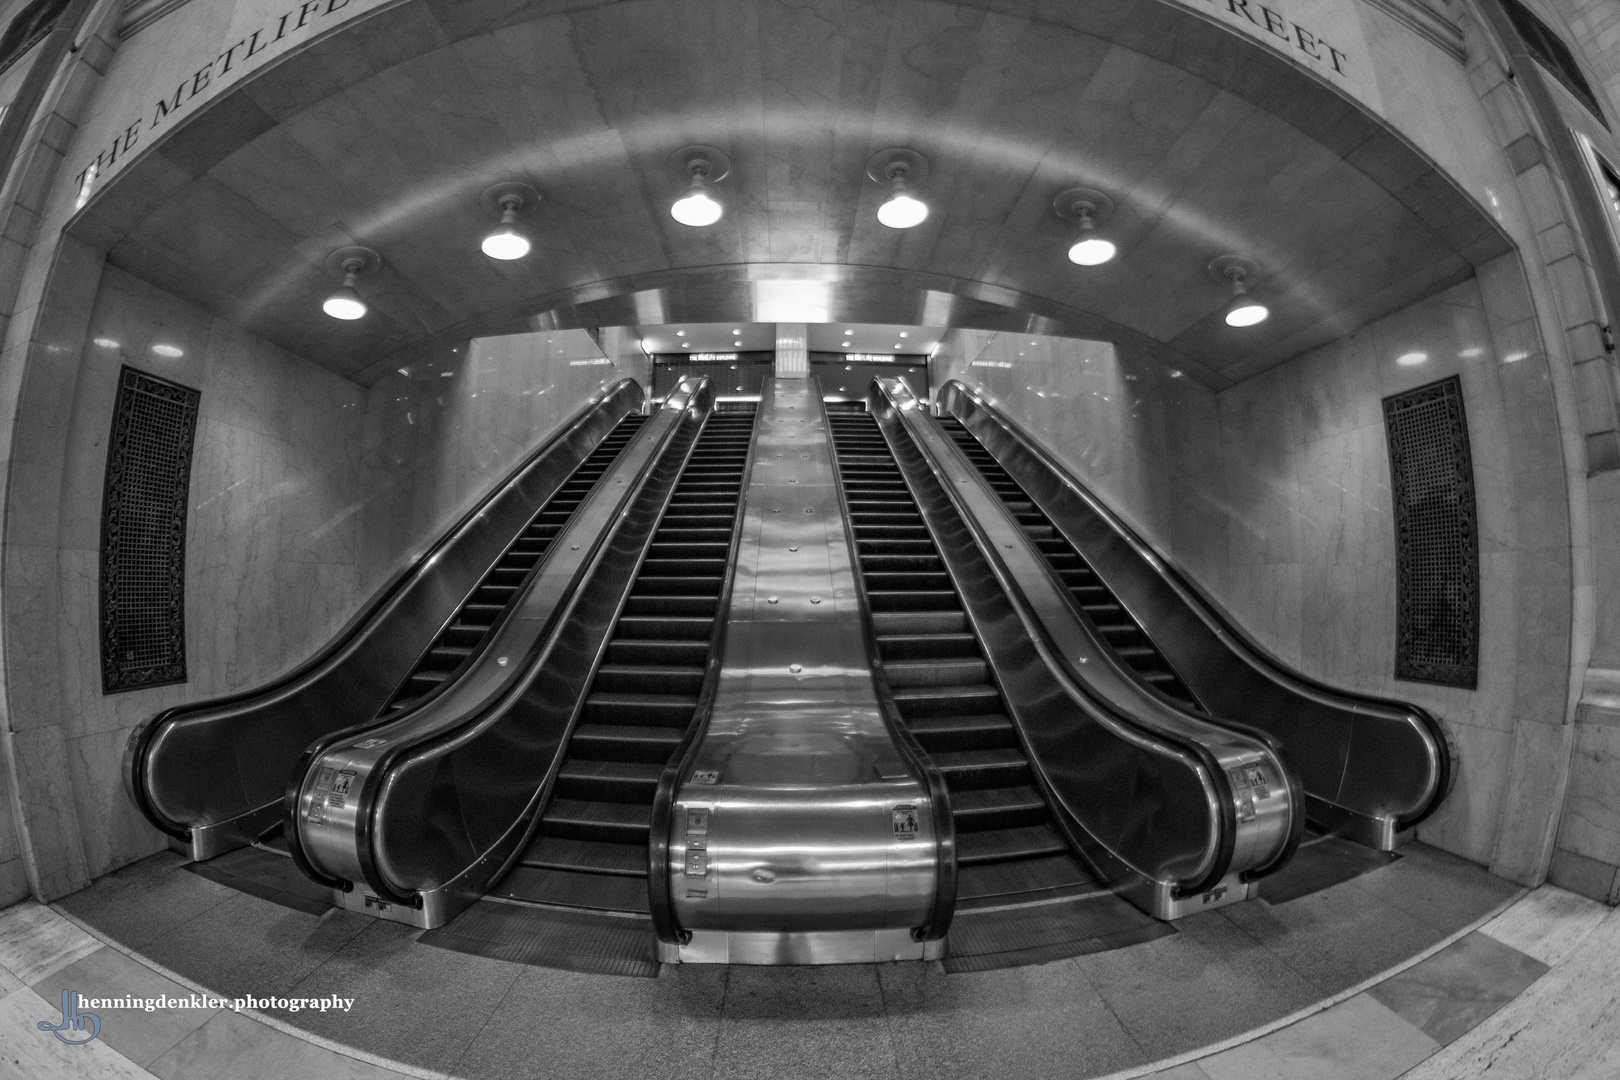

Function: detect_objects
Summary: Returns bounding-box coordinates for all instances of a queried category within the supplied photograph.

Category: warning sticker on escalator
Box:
[892,805,919,840]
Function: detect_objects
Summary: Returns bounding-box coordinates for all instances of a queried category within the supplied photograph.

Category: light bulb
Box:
[1223,275,1268,327]
[323,271,366,320]
[482,215,530,260]
[671,169,722,226]
[1225,300,1268,327]
[1068,236,1117,266]
[878,192,928,229]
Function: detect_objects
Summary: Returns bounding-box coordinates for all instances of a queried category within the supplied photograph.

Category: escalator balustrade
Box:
[938,417,1196,708]
[491,407,758,912]
[386,414,646,714]
[826,411,1097,908]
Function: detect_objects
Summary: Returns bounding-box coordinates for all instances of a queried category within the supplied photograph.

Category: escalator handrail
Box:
[819,389,957,942]
[648,403,766,947]
[872,380,1237,898]
[338,380,712,906]
[940,380,1453,827]
[926,408,1304,881]
[284,408,651,893]
[127,378,643,840]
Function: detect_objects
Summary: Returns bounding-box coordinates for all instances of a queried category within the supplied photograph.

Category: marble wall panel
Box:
[355,330,631,594]
[1554,707,1620,870]
[936,270,1571,875]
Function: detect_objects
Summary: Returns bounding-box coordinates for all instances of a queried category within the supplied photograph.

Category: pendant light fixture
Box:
[480,182,540,260]
[670,146,730,227]
[322,246,379,321]
[1209,256,1268,327]
[1054,187,1117,266]
[867,148,930,229]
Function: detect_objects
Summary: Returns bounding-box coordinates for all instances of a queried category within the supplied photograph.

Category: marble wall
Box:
[9,263,635,890]
[932,259,1575,877]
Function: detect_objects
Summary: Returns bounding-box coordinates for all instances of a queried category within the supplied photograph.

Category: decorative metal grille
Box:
[100,366,200,693]
[1383,375,1479,689]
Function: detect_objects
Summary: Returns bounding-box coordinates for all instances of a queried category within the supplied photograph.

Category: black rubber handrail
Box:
[338,380,712,909]
[873,383,1239,900]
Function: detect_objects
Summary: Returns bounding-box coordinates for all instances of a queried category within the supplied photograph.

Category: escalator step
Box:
[614,614,716,638]
[951,786,1050,831]
[541,798,652,843]
[519,836,647,877]
[889,684,1002,718]
[882,658,989,688]
[556,759,664,801]
[871,611,968,635]
[866,590,960,612]
[876,633,981,660]
[582,694,701,726]
[931,747,1031,789]
[956,824,1071,865]
[591,665,705,696]
[568,724,687,762]
[604,639,710,665]
[904,712,1017,749]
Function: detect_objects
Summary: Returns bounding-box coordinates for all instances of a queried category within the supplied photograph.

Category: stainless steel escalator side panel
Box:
[127,379,644,861]
[666,378,939,965]
[885,380,1298,890]
[869,378,1237,920]
[294,379,711,927]
[937,380,1451,848]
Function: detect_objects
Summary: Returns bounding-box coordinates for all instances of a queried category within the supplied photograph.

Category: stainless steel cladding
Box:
[870,377,1302,919]
[125,380,643,862]
[293,379,713,927]
[664,379,941,965]
[936,380,1451,850]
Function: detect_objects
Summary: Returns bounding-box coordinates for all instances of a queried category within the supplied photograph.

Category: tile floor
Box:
[0,842,1607,1080]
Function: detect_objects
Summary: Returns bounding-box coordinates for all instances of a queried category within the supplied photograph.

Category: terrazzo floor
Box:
[2,841,1605,1080]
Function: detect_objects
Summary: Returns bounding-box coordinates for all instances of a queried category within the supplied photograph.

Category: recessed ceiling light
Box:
[151,344,183,358]
[682,343,690,348]
[1396,352,1428,366]
[92,338,118,349]
[899,332,908,338]
[676,330,686,337]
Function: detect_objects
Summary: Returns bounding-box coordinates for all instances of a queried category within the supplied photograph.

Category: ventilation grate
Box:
[100,366,201,694]
[1383,375,1479,689]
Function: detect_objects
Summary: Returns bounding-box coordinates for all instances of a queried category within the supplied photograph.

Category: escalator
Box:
[383,415,645,714]
[126,380,644,864]
[937,417,1194,708]
[935,380,1451,849]
[489,406,757,914]
[827,410,1095,912]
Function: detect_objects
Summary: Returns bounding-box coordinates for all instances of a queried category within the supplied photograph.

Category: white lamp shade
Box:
[1225,300,1269,327]
[481,226,530,260]
[323,285,367,320]
[1068,236,1117,266]
[671,190,722,226]
[877,193,928,229]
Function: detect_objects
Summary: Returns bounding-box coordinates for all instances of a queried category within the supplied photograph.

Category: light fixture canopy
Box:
[1209,255,1269,327]
[322,246,379,321]
[479,182,540,260]
[868,148,930,229]
[670,146,730,227]
[1055,187,1117,266]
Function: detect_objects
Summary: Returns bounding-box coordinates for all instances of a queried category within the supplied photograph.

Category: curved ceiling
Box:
[73,0,1512,388]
